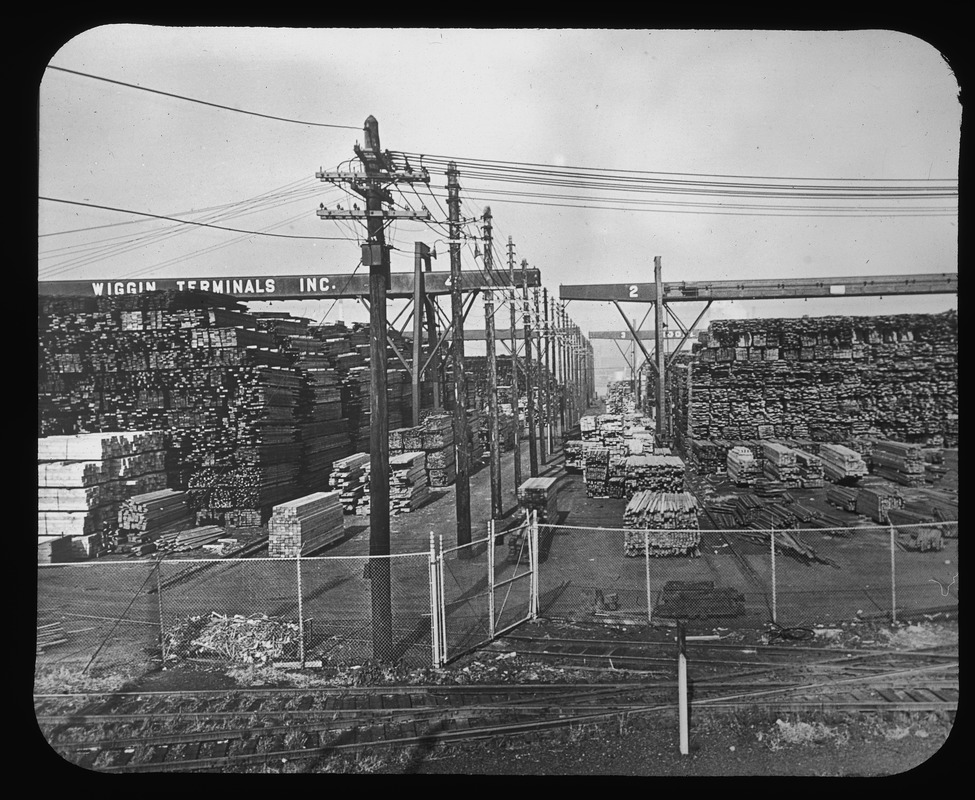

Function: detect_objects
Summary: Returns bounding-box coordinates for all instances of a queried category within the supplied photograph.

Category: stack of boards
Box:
[517,477,559,523]
[38,430,168,562]
[389,452,429,514]
[869,440,926,487]
[819,444,869,483]
[623,491,700,558]
[329,452,371,514]
[268,491,344,557]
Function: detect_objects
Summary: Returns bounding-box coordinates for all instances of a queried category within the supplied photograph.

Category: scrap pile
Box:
[38,430,168,561]
[819,443,869,484]
[623,491,700,557]
[328,453,371,514]
[268,491,344,557]
[727,446,761,487]
[684,312,958,446]
[517,477,559,523]
[389,451,429,514]
[869,440,927,487]
[761,441,802,488]
[164,612,301,665]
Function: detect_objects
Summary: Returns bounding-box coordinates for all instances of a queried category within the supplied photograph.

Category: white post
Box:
[488,520,496,639]
[530,510,539,620]
[678,622,689,755]
[770,529,777,624]
[429,532,441,668]
[439,534,447,664]
[645,529,652,625]
[889,524,897,624]
[296,556,305,667]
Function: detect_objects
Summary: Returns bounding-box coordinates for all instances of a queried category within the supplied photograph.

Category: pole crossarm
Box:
[560,272,958,303]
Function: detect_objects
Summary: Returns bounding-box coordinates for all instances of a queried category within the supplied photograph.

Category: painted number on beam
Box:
[829,285,846,295]
[629,285,639,298]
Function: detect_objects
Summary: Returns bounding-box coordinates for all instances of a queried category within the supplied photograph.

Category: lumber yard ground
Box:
[34,403,959,776]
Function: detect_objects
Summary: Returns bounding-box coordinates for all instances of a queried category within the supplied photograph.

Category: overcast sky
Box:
[37,26,960,388]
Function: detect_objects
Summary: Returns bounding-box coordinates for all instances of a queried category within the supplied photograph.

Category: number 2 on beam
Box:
[629,285,638,298]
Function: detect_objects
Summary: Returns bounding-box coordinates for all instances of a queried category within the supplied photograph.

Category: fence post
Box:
[644,529,652,626]
[157,560,166,666]
[296,556,305,667]
[438,534,447,664]
[770,528,777,624]
[529,510,539,620]
[889,523,897,624]
[428,532,441,668]
[488,520,496,640]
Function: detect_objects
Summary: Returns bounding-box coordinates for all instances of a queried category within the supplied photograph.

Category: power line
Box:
[47,65,361,130]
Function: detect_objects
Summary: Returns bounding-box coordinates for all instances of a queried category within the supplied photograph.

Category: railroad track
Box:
[36,640,958,773]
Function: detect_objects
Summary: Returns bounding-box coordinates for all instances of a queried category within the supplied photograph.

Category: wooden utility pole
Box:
[447,163,472,552]
[522,261,539,477]
[542,287,554,455]
[412,242,430,427]
[654,255,667,444]
[482,208,503,520]
[316,116,430,660]
[534,287,546,465]
[508,238,522,492]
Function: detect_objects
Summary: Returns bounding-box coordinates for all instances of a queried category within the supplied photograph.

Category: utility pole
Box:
[507,238,522,493]
[316,116,430,660]
[534,287,546,466]
[482,208,502,520]
[654,255,667,445]
[447,163,472,553]
[522,261,539,477]
[543,287,554,455]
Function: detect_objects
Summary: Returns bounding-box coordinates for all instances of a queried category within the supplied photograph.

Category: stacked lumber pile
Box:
[354,460,372,516]
[389,452,429,514]
[825,484,860,513]
[37,431,169,558]
[855,485,905,524]
[420,414,456,487]
[869,440,927,487]
[793,449,825,488]
[329,453,371,513]
[727,446,761,487]
[150,525,226,555]
[686,438,731,475]
[606,381,636,414]
[117,489,194,536]
[654,581,746,619]
[684,312,958,446]
[583,446,612,498]
[38,536,76,564]
[623,491,700,557]
[579,415,598,439]
[564,440,584,472]
[624,429,655,455]
[268,491,344,557]
[762,442,802,488]
[622,455,686,497]
[819,443,869,484]
[607,454,628,499]
[517,477,559,522]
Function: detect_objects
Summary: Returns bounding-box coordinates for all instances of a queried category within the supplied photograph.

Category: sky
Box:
[37,26,960,391]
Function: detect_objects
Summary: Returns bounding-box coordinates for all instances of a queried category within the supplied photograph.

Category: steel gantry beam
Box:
[37,269,542,301]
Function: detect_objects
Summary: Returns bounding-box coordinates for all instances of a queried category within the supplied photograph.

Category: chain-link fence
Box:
[536,521,958,629]
[438,534,494,663]
[38,551,436,674]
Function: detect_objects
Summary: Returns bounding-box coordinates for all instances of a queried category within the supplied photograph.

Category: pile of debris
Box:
[164,612,302,664]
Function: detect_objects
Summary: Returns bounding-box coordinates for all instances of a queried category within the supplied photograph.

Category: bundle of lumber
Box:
[268,491,344,557]
[825,484,860,512]
[564,440,584,472]
[819,444,868,483]
[420,415,456,487]
[517,477,559,523]
[152,525,226,554]
[855,485,905,523]
[793,449,825,488]
[389,451,429,513]
[654,580,746,619]
[622,454,686,497]
[727,446,760,487]
[583,446,612,498]
[117,489,195,536]
[761,442,802,487]
[329,452,371,513]
[623,491,700,557]
[38,535,75,564]
[686,438,731,475]
[869,440,927,487]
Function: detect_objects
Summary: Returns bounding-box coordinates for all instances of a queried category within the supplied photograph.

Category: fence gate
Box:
[433,514,538,665]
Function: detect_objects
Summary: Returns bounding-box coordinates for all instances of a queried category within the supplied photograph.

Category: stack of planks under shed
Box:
[680,311,958,447]
[623,491,701,557]
[37,430,169,561]
[268,491,345,557]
